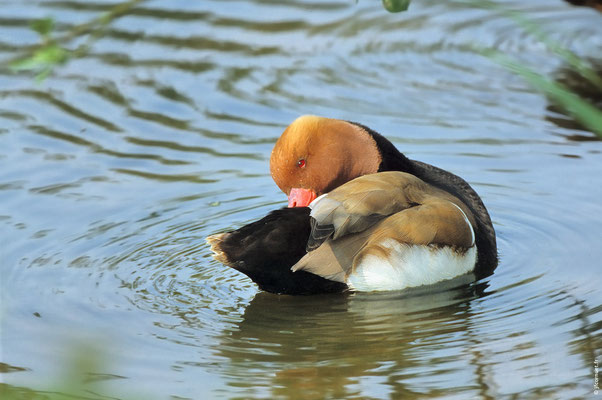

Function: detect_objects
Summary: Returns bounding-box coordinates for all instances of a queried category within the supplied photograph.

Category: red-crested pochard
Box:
[207,116,497,295]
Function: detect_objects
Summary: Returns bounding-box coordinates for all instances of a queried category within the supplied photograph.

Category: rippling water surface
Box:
[1,0,601,398]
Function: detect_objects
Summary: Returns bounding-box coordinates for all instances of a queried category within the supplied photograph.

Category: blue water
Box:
[1,0,601,398]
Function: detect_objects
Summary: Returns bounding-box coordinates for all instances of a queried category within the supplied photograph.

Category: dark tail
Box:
[207,207,347,295]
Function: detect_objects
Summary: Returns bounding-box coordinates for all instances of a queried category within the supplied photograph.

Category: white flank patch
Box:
[347,241,477,292]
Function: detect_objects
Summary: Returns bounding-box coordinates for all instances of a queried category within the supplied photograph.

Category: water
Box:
[1,0,601,398]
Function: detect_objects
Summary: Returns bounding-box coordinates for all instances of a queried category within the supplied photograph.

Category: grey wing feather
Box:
[306,218,335,252]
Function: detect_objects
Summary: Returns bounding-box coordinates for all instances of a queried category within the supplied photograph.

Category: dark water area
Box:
[1,0,601,398]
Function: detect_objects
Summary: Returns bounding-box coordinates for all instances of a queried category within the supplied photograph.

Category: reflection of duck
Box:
[207,116,497,294]
[215,283,488,399]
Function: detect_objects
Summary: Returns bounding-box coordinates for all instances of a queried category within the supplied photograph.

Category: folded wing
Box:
[294,171,477,288]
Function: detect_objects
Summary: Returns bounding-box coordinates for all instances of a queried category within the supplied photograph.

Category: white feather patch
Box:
[347,241,477,292]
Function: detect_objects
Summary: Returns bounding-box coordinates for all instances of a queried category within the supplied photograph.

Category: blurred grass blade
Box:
[487,50,602,138]
[463,0,602,90]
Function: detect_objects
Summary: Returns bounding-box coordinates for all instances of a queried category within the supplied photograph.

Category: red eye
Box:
[297,159,306,168]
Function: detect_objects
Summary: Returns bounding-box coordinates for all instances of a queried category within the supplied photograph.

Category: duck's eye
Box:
[297,159,306,168]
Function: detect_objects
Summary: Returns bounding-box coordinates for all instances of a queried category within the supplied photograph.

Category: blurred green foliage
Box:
[0,343,145,400]
[467,0,602,137]
[9,17,69,82]
[8,0,145,83]
[382,0,602,137]
[8,0,601,138]
[382,0,412,12]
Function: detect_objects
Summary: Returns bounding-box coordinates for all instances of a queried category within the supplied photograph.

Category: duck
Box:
[207,115,497,295]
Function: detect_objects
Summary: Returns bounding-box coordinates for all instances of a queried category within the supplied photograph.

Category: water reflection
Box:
[215,281,490,398]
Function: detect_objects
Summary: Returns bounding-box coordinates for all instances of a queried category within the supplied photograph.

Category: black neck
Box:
[349,121,415,173]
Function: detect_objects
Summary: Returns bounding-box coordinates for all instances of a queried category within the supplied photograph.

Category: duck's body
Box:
[293,171,479,292]
[207,116,497,294]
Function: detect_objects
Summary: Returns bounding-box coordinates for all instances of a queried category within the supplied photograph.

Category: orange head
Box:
[270,115,382,207]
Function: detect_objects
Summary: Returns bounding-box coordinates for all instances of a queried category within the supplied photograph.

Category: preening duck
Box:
[207,115,497,295]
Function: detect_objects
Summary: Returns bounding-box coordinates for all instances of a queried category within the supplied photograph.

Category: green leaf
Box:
[32,43,68,65]
[382,0,411,13]
[30,17,54,37]
[10,43,68,71]
[9,43,69,82]
[9,56,41,71]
